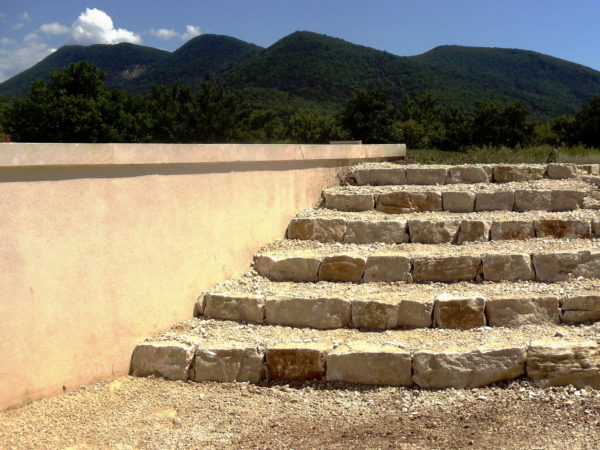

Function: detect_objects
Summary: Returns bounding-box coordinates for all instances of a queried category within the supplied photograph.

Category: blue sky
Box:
[1,0,600,82]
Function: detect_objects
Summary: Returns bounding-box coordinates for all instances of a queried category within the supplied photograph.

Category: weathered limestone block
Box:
[547,163,577,179]
[533,250,600,282]
[413,346,527,388]
[413,255,481,282]
[447,165,492,184]
[577,164,600,175]
[343,220,406,244]
[561,293,600,323]
[490,220,535,240]
[254,255,321,282]
[493,165,545,182]
[130,341,195,381]
[354,168,406,185]
[593,220,600,237]
[351,299,398,330]
[287,218,347,242]
[376,191,442,213]
[482,253,535,281]
[319,255,366,282]
[551,190,585,211]
[266,343,330,380]
[407,220,460,244]
[514,190,552,211]
[457,220,491,244]
[324,192,374,211]
[265,297,351,329]
[434,294,486,329]
[203,293,265,323]
[363,254,411,282]
[326,342,412,386]
[442,191,476,212]
[194,345,265,383]
[534,219,591,239]
[485,296,560,327]
[397,297,434,328]
[527,340,600,388]
[405,167,447,185]
[475,191,515,211]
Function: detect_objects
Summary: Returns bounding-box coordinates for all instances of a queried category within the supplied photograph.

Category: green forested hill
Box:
[2,31,600,119]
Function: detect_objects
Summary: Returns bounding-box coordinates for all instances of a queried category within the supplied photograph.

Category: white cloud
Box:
[0,37,14,46]
[23,33,38,43]
[181,25,201,40]
[40,22,69,36]
[11,23,24,30]
[150,28,178,40]
[20,12,31,22]
[70,8,141,45]
[0,12,5,20]
[0,40,53,82]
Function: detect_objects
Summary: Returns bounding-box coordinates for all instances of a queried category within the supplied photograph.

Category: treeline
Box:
[1,61,600,150]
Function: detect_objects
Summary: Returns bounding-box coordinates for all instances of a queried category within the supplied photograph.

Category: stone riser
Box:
[200,292,599,330]
[353,163,597,186]
[288,217,600,244]
[324,189,586,213]
[254,250,600,284]
[130,339,600,389]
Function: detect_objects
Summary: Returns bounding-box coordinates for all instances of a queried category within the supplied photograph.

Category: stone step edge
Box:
[197,291,600,331]
[323,188,589,213]
[130,339,600,389]
[352,163,597,186]
[254,249,600,284]
[288,216,600,244]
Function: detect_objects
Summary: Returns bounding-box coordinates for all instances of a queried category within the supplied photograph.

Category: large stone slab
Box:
[397,297,434,328]
[593,220,600,237]
[194,345,264,383]
[266,343,330,380]
[547,163,577,179]
[475,191,515,211]
[407,220,460,244]
[490,220,535,240]
[265,297,351,329]
[343,220,406,244]
[319,255,366,282]
[413,346,527,388]
[533,250,600,282]
[493,165,545,182]
[577,164,600,175]
[514,190,553,211]
[485,296,560,327]
[130,341,195,381]
[434,294,486,329]
[354,168,406,185]
[405,167,447,185]
[457,220,491,244]
[534,219,591,239]
[482,253,535,281]
[254,255,321,282]
[351,299,398,330]
[447,165,492,184]
[442,191,476,212]
[287,218,347,242]
[324,192,374,211]
[551,190,585,211]
[413,255,481,282]
[561,293,600,323]
[326,342,412,386]
[376,191,442,213]
[363,254,411,282]
[203,293,265,323]
[527,340,600,388]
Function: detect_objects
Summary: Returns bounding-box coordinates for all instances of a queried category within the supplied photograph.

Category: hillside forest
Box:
[1,61,600,151]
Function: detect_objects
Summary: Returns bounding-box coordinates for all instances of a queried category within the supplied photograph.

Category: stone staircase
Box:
[130,162,600,389]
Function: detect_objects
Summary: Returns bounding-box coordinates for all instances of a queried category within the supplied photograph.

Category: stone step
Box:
[254,239,600,284]
[199,279,600,331]
[323,179,594,213]
[288,209,600,244]
[130,320,600,389]
[352,163,596,186]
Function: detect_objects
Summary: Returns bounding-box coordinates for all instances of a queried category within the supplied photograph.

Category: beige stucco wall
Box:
[0,143,405,410]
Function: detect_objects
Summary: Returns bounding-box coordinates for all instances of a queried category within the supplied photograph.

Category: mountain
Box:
[2,31,600,119]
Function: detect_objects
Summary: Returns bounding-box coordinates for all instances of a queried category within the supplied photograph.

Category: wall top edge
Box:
[0,143,406,168]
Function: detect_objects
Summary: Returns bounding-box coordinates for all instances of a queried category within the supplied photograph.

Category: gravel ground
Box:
[2,376,600,449]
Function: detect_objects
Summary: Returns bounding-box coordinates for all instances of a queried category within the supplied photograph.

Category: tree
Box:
[471,101,534,148]
[340,90,398,143]
[288,110,346,143]
[572,96,600,148]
